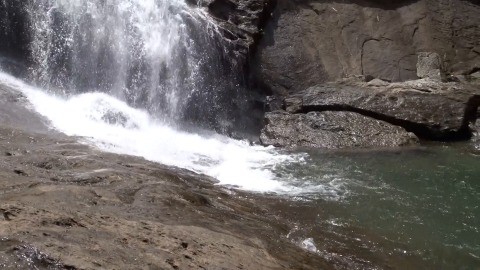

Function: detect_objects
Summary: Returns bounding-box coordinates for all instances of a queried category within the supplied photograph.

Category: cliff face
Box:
[251,0,480,95]
[2,0,479,96]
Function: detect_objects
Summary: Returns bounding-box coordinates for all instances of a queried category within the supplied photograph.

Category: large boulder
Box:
[261,79,480,148]
[260,111,419,149]
[252,0,480,95]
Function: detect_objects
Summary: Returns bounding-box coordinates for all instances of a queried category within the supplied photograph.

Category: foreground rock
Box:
[261,79,480,148]
[260,111,418,149]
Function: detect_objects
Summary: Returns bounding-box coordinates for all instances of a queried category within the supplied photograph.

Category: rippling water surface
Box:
[280,145,480,269]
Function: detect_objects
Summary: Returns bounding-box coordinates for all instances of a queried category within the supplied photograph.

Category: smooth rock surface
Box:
[252,0,480,95]
[260,111,419,149]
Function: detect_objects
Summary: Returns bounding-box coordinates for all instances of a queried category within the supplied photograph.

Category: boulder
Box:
[283,80,480,140]
[260,111,419,149]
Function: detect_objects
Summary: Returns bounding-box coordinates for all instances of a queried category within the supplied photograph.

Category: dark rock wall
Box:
[0,0,30,71]
[190,0,275,65]
[252,0,480,95]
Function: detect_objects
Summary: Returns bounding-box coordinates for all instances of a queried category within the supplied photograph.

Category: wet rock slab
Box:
[260,111,418,149]
[261,111,418,149]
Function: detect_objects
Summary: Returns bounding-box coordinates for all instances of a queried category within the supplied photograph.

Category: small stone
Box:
[367,78,390,87]
[417,52,444,81]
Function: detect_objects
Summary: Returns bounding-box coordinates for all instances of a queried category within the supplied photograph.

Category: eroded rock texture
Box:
[260,111,419,149]
[252,0,480,95]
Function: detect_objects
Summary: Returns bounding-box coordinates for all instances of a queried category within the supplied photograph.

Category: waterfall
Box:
[0,0,251,134]
[0,0,342,196]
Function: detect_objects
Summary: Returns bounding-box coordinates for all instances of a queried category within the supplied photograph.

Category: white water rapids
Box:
[1,71,312,193]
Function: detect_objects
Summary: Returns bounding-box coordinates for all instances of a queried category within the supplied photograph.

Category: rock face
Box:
[252,0,480,95]
[260,79,480,148]
[0,1,30,63]
[260,111,418,149]
[197,0,480,147]
[190,0,275,62]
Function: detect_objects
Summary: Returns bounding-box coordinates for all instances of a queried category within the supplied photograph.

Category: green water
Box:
[280,143,480,269]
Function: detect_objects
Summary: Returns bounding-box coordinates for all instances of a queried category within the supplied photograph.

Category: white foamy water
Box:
[17,0,240,125]
[301,238,318,253]
[0,72,309,193]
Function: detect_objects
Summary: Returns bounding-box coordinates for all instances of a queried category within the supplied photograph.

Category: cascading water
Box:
[1,0,253,133]
[0,0,342,195]
[26,1,187,111]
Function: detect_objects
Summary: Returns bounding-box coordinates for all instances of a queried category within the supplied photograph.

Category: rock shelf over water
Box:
[261,78,480,149]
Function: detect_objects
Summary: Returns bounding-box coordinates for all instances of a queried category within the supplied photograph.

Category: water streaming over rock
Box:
[0,0,328,195]
[0,0,253,133]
